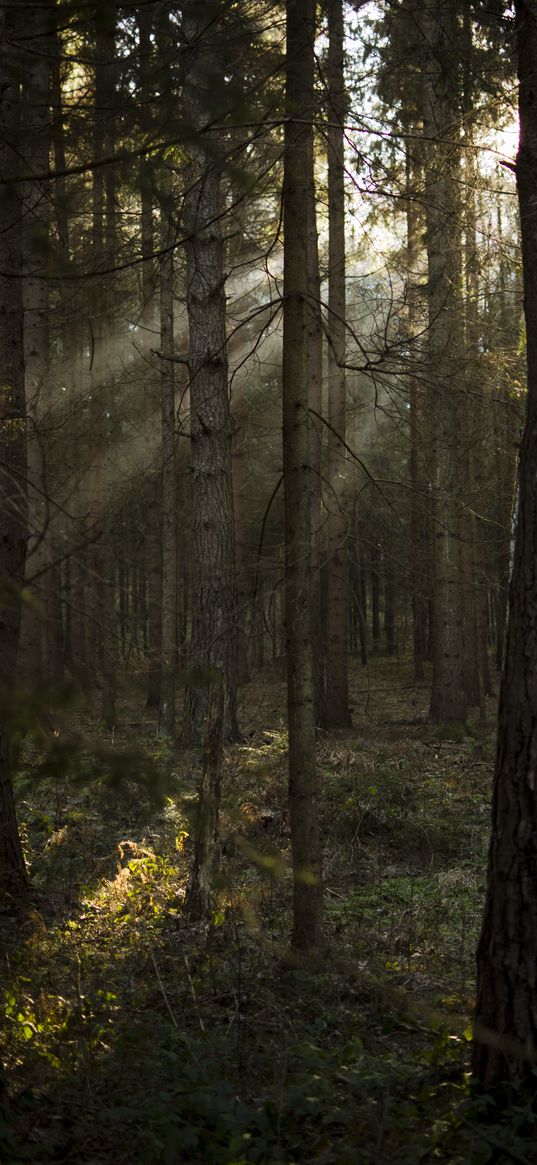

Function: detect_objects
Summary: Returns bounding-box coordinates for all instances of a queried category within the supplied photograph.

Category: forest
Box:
[1,0,536,1161]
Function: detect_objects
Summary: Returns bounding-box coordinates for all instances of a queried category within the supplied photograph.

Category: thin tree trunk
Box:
[384,555,396,657]
[233,418,251,686]
[158,187,177,739]
[253,577,265,672]
[460,8,483,715]
[494,205,518,673]
[138,6,162,711]
[283,0,322,952]
[0,6,29,898]
[371,541,381,650]
[93,12,117,731]
[306,121,326,730]
[324,0,351,729]
[358,539,368,665]
[47,15,69,686]
[405,145,427,682]
[19,5,55,691]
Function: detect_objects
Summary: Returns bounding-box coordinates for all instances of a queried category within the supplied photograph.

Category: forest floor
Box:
[0,657,530,1165]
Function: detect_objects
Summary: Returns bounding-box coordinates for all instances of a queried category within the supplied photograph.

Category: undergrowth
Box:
[1,659,528,1164]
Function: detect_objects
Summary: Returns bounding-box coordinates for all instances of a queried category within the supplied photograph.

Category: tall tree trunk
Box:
[306,121,326,730]
[48,12,72,687]
[421,2,467,725]
[182,1,239,746]
[93,11,117,730]
[283,0,322,952]
[473,0,537,1086]
[405,145,427,682]
[494,205,518,673]
[324,0,351,729]
[460,6,484,715]
[158,187,177,739]
[0,6,29,898]
[19,4,58,693]
[138,6,162,711]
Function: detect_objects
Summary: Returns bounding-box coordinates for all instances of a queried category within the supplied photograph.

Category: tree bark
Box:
[232,416,251,686]
[138,6,162,712]
[182,1,239,746]
[306,114,326,730]
[93,11,117,730]
[324,0,351,729]
[283,0,322,952]
[473,0,537,1086]
[494,205,518,674]
[158,187,177,739]
[19,3,59,692]
[384,553,396,657]
[421,1,467,725]
[0,5,29,898]
[460,7,484,716]
[185,681,224,920]
[405,144,428,682]
[371,540,381,650]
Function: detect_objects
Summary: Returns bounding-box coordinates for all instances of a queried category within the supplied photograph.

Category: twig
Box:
[149,945,177,1028]
[183,953,205,1032]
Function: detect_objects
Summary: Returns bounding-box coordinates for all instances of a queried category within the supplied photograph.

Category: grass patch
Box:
[0,660,514,1164]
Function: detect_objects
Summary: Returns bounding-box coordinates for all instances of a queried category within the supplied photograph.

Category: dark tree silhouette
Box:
[473,0,537,1086]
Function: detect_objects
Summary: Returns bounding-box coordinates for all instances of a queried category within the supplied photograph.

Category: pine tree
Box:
[0,5,29,899]
[283,0,322,951]
[473,0,537,1087]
